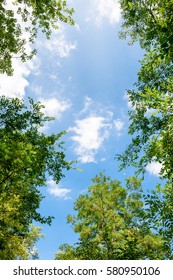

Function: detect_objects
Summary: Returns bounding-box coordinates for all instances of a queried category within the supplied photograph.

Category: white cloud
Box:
[114,119,124,136]
[0,59,33,98]
[40,97,71,118]
[47,179,71,200]
[70,96,116,163]
[70,116,111,163]
[146,161,162,177]
[42,25,77,58]
[88,0,121,27]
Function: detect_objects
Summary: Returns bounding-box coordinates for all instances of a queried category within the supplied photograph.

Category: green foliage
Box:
[55,174,166,260]
[119,0,173,60]
[55,244,78,260]
[118,48,173,182]
[144,183,173,258]
[0,0,75,75]
[118,0,173,251]
[0,96,73,259]
[0,223,43,260]
[118,0,173,182]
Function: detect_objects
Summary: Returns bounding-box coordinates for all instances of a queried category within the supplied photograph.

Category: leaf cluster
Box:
[55,174,166,260]
[118,1,173,182]
[0,0,75,75]
[0,96,73,259]
[119,0,173,60]
[118,0,173,251]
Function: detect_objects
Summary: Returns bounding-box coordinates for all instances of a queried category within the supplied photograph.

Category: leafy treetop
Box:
[118,0,173,183]
[0,0,75,75]
[0,96,73,259]
[118,0,173,250]
[55,174,166,260]
[119,0,173,61]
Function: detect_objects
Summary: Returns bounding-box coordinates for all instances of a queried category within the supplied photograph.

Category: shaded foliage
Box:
[118,0,173,250]
[118,0,173,182]
[0,96,73,259]
[0,0,75,75]
[119,0,173,59]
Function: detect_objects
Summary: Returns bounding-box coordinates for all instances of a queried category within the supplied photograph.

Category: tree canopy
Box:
[118,48,173,182]
[0,0,75,75]
[55,174,166,260]
[0,223,42,260]
[0,96,73,259]
[1,0,172,260]
[119,0,173,60]
[144,183,173,258]
[118,0,173,182]
[118,0,173,251]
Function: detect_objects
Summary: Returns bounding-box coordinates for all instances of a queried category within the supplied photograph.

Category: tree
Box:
[144,183,173,259]
[0,223,43,260]
[0,0,75,75]
[118,0,173,249]
[55,174,166,260]
[118,0,173,182]
[119,0,173,60]
[0,96,73,259]
[118,48,173,182]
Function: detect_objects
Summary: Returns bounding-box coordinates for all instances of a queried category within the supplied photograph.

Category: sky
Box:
[0,0,163,259]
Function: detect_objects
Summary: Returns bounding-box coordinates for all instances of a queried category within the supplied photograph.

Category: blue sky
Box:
[0,0,163,259]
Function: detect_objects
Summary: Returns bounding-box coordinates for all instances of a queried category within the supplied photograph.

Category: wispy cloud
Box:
[80,96,113,120]
[114,119,124,136]
[87,0,121,27]
[41,25,77,58]
[80,96,93,114]
[146,161,162,177]
[47,179,71,200]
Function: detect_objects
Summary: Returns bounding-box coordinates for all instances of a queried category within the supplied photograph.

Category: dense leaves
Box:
[0,223,42,260]
[55,174,166,260]
[0,96,73,259]
[118,48,173,182]
[118,0,173,251]
[144,183,173,258]
[119,0,173,60]
[118,0,173,182]
[0,0,75,75]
